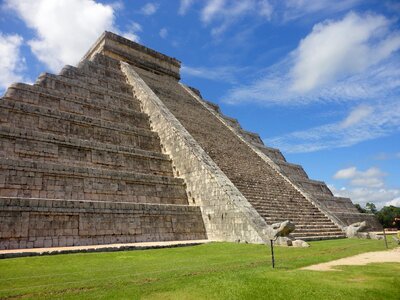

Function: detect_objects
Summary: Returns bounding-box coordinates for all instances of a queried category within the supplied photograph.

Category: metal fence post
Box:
[383,227,388,249]
[270,240,275,268]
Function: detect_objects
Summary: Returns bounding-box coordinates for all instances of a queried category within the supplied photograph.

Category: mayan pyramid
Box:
[0,32,381,250]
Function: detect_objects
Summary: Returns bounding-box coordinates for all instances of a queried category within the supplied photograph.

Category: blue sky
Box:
[0,0,399,208]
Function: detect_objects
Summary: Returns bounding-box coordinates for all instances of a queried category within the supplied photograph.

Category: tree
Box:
[354,204,366,213]
[365,202,377,214]
[376,206,400,229]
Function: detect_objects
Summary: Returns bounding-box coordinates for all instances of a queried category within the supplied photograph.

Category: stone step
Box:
[255,207,321,215]
[284,220,337,226]
[264,216,333,223]
[78,56,127,79]
[0,100,160,151]
[237,188,304,197]
[258,207,322,214]
[234,182,300,190]
[238,129,263,145]
[0,127,173,176]
[56,70,133,97]
[60,63,128,89]
[263,213,331,219]
[253,202,320,210]
[315,195,360,214]
[0,158,188,205]
[30,73,136,102]
[258,211,324,219]
[250,201,318,211]
[255,145,286,162]
[0,197,206,250]
[273,160,309,179]
[292,235,346,242]
[0,125,167,160]
[292,227,342,233]
[295,224,340,229]
[240,179,333,199]
[88,52,122,70]
[291,231,344,238]
[36,72,133,100]
[291,178,333,196]
[4,83,147,129]
[6,82,141,112]
[266,219,333,226]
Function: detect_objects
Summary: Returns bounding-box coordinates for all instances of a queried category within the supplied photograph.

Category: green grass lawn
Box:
[0,238,398,299]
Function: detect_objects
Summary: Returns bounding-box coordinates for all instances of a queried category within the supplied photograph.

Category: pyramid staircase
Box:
[128,66,347,241]
[215,110,381,232]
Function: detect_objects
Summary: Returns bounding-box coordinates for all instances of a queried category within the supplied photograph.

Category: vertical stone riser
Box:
[276,164,308,179]
[0,135,173,176]
[0,167,188,204]
[5,94,147,131]
[36,74,134,98]
[0,106,160,151]
[0,200,206,250]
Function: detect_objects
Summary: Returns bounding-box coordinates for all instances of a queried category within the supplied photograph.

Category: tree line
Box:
[355,203,400,229]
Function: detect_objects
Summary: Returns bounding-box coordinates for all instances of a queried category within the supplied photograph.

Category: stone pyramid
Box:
[0,32,380,250]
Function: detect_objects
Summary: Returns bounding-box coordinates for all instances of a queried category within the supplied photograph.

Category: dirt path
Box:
[302,247,400,271]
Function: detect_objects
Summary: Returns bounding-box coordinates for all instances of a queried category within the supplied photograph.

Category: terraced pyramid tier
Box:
[0,48,206,250]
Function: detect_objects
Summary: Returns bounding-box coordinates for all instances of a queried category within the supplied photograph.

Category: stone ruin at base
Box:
[0,32,381,250]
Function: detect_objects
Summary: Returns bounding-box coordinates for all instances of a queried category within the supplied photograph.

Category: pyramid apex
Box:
[82,31,181,80]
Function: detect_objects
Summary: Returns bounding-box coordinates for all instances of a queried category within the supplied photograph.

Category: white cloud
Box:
[282,0,361,22]
[340,105,373,128]
[6,0,116,72]
[159,28,168,39]
[128,22,142,33]
[182,65,246,84]
[224,12,400,105]
[334,167,357,179]
[0,32,25,90]
[198,0,361,31]
[333,166,386,188]
[179,0,195,15]
[258,0,273,20]
[141,3,158,15]
[198,0,360,25]
[122,22,142,42]
[291,12,400,92]
[330,164,399,209]
[266,100,400,153]
[200,0,273,36]
[122,33,139,43]
[330,185,400,209]
[373,152,391,161]
[373,152,400,161]
[201,0,226,23]
[385,197,400,207]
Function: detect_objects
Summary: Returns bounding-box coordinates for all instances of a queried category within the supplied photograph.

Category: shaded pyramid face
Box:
[0,32,380,250]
